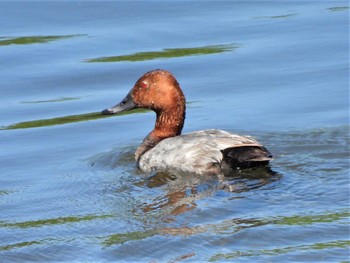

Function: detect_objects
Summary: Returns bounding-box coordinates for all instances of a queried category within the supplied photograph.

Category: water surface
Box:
[0,1,349,262]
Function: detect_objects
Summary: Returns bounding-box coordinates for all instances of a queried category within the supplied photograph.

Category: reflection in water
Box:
[223,167,281,193]
[91,145,281,225]
[134,167,281,219]
[92,142,281,222]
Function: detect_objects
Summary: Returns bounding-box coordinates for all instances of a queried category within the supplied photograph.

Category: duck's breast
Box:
[138,129,262,174]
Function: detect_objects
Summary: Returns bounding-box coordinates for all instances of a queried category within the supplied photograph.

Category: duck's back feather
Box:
[138,129,272,175]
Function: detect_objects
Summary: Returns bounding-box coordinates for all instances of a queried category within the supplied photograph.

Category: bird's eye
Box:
[140,81,148,89]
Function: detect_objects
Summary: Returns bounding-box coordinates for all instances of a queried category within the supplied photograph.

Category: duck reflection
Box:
[138,167,281,217]
[90,148,281,220]
[222,167,281,192]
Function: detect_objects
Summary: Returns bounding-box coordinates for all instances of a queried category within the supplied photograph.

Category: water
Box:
[0,1,349,262]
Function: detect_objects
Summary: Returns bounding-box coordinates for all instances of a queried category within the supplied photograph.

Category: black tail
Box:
[221,146,273,169]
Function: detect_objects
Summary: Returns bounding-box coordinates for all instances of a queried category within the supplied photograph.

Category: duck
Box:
[102,69,272,176]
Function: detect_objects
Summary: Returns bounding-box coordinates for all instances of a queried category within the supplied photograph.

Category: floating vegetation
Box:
[102,230,157,246]
[273,210,350,226]
[0,214,113,229]
[0,240,43,251]
[255,13,297,19]
[1,101,197,130]
[85,44,238,63]
[0,109,148,130]
[327,6,349,12]
[0,34,85,46]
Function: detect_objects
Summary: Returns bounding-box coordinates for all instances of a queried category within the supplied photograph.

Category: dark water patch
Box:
[0,34,85,46]
[85,44,238,63]
[0,109,148,130]
[209,240,350,261]
[21,97,80,104]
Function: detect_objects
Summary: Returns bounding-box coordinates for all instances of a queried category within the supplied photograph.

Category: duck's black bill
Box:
[101,92,137,115]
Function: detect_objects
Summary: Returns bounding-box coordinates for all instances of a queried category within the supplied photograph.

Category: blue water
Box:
[0,1,349,262]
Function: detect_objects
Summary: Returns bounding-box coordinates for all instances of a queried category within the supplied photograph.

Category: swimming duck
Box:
[102,69,272,176]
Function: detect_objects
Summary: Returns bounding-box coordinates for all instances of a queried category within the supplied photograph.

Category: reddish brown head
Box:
[102,69,186,142]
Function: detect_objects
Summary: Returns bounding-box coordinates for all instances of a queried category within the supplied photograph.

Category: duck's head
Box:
[102,69,185,115]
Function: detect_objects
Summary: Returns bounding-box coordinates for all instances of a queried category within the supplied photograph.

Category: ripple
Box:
[209,240,350,261]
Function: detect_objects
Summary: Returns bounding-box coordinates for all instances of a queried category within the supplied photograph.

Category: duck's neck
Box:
[135,104,185,161]
[153,107,185,138]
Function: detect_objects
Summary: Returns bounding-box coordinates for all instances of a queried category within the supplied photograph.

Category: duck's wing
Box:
[192,129,273,167]
[186,129,272,168]
[186,129,263,147]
